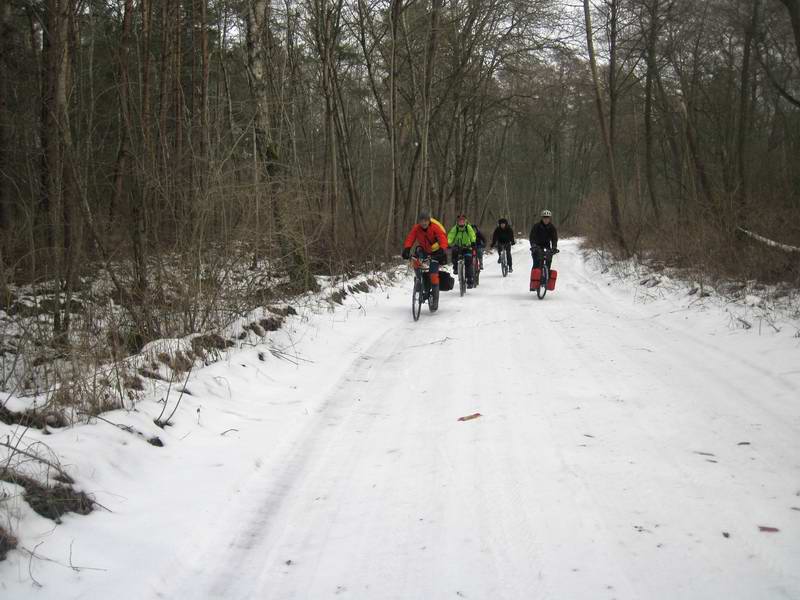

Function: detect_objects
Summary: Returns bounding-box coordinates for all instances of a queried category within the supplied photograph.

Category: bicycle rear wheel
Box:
[412,276,423,320]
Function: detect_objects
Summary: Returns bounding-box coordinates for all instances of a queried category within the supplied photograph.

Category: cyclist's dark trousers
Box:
[476,246,484,269]
[531,246,552,270]
[452,248,474,283]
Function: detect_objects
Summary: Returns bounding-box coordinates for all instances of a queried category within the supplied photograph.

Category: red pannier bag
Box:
[529,267,541,291]
[547,269,558,291]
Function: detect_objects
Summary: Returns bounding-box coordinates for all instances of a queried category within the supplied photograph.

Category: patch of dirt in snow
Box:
[0,526,17,561]
[0,471,94,522]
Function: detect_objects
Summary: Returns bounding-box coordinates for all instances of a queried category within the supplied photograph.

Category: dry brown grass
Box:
[0,526,17,561]
[573,195,800,286]
[0,469,93,522]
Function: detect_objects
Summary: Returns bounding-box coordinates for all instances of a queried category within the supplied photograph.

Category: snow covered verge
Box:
[0,266,401,591]
[580,243,800,338]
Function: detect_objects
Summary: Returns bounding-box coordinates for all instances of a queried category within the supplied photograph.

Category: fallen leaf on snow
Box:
[458,413,482,422]
[758,526,780,533]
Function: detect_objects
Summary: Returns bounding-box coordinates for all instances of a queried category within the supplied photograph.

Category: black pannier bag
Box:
[439,270,454,291]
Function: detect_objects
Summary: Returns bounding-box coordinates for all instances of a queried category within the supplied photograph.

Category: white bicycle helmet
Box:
[541,209,552,218]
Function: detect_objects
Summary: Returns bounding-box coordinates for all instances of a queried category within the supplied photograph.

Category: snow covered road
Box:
[4,239,800,599]
[161,239,799,600]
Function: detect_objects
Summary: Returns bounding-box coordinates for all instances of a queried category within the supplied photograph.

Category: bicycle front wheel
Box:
[412,277,423,320]
[537,267,548,299]
[429,285,439,312]
[459,268,466,296]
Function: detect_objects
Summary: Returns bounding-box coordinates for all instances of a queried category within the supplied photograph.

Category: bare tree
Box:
[584,0,627,252]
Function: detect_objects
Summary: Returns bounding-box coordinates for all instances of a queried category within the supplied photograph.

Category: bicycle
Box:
[452,246,474,296]
[472,247,481,287]
[530,246,558,300]
[498,242,510,277]
[410,253,439,320]
[457,251,467,296]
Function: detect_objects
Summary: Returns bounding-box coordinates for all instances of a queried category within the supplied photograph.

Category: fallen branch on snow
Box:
[737,227,800,254]
[458,413,482,422]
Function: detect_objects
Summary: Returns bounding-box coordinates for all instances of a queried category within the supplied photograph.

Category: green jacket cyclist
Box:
[448,214,477,288]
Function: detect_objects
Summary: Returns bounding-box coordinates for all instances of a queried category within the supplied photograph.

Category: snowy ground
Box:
[2,238,799,599]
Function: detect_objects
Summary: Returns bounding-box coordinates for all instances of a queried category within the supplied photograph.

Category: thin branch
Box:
[737,227,800,253]
[0,440,73,483]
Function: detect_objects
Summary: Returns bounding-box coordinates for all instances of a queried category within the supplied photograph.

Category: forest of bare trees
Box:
[0,0,799,345]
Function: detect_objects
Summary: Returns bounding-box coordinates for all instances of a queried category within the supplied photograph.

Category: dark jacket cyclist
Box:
[529,210,558,269]
[491,218,516,271]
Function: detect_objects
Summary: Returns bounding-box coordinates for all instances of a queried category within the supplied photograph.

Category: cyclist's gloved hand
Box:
[402,248,411,260]
[431,242,440,252]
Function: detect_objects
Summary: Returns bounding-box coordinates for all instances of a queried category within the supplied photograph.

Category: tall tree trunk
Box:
[312,0,339,243]
[736,0,761,220]
[200,0,209,173]
[61,4,80,337]
[326,83,338,244]
[679,98,717,216]
[246,0,284,253]
[189,0,209,202]
[643,0,661,224]
[141,0,152,153]
[384,0,402,255]
[608,0,619,150]
[419,0,442,219]
[157,0,173,237]
[174,0,184,229]
[110,0,133,259]
[583,0,627,253]
[331,67,367,239]
[41,0,75,333]
[110,0,145,295]
[0,0,10,236]
[137,0,152,289]
[654,68,686,217]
